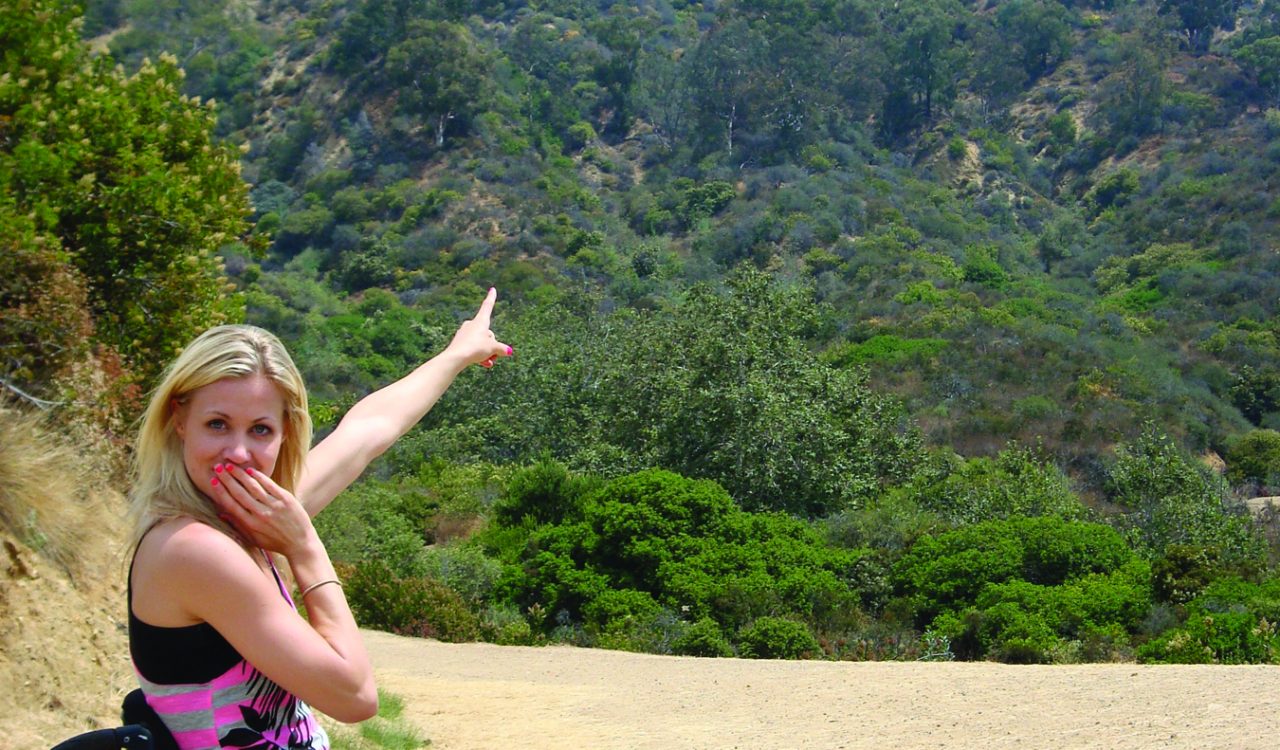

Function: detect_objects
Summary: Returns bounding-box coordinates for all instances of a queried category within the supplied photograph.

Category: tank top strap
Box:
[259,548,296,609]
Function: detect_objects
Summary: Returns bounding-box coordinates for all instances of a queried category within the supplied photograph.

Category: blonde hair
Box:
[127,325,312,553]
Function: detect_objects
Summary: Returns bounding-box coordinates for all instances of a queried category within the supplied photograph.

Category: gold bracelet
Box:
[300,578,342,598]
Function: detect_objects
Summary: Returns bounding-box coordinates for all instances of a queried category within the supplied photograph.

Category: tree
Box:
[1096,19,1171,137]
[1,0,260,397]
[1234,36,1280,106]
[386,20,491,147]
[997,0,1074,80]
[599,267,923,515]
[685,18,770,158]
[880,0,968,138]
[1160,0,1241,54]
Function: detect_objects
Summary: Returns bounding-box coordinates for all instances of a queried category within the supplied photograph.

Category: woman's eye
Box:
[252,424,273,436]
[207,419,226,430]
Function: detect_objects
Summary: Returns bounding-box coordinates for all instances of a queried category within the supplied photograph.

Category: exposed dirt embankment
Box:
[1,528,133,748]
[364,629,1280,750]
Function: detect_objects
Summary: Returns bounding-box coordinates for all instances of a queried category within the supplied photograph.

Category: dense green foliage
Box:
[11,0,1280,665]
[2,0,260,413]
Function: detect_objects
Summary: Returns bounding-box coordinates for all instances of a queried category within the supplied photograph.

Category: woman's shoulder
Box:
[133,518,258,626]
[137,517,252,575]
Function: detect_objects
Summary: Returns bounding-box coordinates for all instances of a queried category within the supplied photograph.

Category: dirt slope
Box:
[364,629,1280,750]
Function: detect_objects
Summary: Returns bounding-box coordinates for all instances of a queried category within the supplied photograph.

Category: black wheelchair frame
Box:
[49,690,177,750]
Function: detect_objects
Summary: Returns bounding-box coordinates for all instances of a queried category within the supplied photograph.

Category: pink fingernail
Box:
[245,467,253,475]
[211,477,220,487]
[214,464,223,473]
[506,345,514,356]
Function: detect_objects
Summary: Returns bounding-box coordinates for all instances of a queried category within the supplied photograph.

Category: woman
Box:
[126,288,512,750]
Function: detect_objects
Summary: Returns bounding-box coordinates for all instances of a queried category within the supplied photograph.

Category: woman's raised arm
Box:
[296,288,511,516]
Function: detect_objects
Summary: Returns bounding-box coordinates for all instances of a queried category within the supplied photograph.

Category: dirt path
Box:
[364,630,1280,750]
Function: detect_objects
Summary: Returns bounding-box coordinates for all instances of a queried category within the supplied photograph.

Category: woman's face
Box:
[174,374,286,490]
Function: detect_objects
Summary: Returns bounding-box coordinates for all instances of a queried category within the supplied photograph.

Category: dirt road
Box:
[364,630,1280,749]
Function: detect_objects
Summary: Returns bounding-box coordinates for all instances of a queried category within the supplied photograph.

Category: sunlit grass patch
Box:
[325,689,428,750]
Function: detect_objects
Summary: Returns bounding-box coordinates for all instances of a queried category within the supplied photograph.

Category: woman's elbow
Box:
[328,685,378,723]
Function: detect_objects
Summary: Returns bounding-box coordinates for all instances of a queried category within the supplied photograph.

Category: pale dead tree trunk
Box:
[435,112,453,147]
[724,101,736,157]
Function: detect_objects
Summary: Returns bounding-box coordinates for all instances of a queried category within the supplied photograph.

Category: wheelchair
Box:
[50,690,177,750]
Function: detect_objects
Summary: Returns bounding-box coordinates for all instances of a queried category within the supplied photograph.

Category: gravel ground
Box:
[364,629,1280,750]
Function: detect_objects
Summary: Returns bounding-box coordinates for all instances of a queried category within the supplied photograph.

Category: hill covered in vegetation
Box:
[74,0,1280,484]
[7,0,1280,663]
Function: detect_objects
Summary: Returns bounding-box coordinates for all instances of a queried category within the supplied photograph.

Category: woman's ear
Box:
[171,398,186,439]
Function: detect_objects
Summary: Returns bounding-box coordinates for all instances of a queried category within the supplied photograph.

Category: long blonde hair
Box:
[128,325,312,553]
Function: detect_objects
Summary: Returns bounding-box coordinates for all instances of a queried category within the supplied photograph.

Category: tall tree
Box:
[997,0,1074,80]
[1159,0,1241,54]
[880,0,968,139]
[1,0,259,398]
[386,20,492,147]
[1234,36,1280,106]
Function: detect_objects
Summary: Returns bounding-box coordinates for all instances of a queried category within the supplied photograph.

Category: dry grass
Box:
[0,399,132,747]
[0,401,111,580]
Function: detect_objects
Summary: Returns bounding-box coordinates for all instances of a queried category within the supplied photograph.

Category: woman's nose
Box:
[223,440,252,464]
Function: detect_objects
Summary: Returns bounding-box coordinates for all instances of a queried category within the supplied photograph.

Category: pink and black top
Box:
[129,547,329,750]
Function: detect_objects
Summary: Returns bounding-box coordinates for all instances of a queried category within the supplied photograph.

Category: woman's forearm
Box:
[286,540,376,721]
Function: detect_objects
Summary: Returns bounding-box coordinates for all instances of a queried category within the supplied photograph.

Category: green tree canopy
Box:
[1,0,260,398]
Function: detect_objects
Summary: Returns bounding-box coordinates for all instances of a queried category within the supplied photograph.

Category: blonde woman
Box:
[127,289,511,750]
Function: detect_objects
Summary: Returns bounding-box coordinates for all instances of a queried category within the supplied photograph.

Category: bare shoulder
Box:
[132,517,264,626]
[138,517,250,572]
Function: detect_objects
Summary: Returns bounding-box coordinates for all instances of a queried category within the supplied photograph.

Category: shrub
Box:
[491,468,870,645]
[420,543,503,607]
[737,617,821,659]
[894,516,1143,626]
[493,458,599,527]
[903,446,1087,526]
[672,617,734,657]
[1225,429,1280,487]
[1138,578,1280,664]
[345,560,481,642]
[315,481,431,577]
[1106,429,1268,571]
[583,588,662,632]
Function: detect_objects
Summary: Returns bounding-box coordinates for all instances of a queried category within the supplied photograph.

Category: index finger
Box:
[473,286,498,328]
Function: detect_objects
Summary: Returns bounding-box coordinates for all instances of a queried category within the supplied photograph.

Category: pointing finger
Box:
[474,287,497,328]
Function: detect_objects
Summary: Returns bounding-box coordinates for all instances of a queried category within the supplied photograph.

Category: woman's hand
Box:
[445,287,513,369]
[209,463,318,557]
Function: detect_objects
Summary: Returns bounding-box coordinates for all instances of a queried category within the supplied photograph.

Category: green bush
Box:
[489,468,870,645]
[903,445,1087,525]
[1106,429,1268,571]
[420,543,503,607]
[1138,578,1280,664]
[893,516,1146,636]
[1225,429,1280,487]
[671,617,734,657]
[583,588,662,632]
[737,617,821,659]
[315,482,431,577]
[493,458,600,527]
[345,560,481,642]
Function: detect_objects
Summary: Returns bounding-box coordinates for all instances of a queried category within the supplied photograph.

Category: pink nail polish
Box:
[506,345,514,356]
[244,467,253,475]
[211,477,220,487]
[214,464,223,473]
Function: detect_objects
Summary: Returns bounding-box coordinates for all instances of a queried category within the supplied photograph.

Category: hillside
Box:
[0,405,133,746]
[10,0,1280,682]
[72,0,1280,493]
